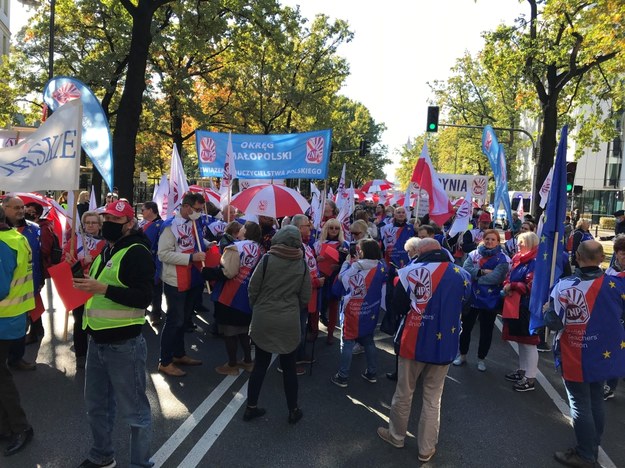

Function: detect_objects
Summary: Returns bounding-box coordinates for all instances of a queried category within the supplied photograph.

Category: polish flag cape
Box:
[411,141,454,226]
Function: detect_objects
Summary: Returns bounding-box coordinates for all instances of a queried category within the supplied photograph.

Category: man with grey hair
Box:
[378,237,471,463]
[291,214,324,370]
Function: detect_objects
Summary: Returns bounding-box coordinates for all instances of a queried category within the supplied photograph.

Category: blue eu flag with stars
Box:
[529,126,568,334]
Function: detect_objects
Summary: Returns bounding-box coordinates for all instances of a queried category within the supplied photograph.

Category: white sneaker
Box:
[452,355,466,366]
[477,360,486,372]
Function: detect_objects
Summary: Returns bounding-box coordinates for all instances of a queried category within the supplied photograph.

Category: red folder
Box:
[48,262,93,311]
[317,244,339,277]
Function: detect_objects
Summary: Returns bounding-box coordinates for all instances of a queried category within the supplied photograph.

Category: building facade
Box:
[570,110,624,223]
[0,0,9,58]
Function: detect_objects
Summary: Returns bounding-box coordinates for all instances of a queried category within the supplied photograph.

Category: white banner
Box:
[437,173,488,198]
[0,100,83,192]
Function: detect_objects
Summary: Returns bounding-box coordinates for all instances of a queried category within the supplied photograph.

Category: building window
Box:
[604,111,623,188]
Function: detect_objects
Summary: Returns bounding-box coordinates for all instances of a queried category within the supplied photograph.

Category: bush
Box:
[600,217,616,230]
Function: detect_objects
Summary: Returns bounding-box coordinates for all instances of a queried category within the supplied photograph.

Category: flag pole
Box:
[545,230,560,344]
[192,221,211,294]
[64,189,80,341]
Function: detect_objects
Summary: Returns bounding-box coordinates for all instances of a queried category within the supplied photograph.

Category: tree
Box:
[486,0,625,216]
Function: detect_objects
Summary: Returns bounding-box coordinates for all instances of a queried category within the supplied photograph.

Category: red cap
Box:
[478,212,492,223]
[103,201,134,219]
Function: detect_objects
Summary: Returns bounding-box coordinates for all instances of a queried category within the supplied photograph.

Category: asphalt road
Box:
[6,287,625,468]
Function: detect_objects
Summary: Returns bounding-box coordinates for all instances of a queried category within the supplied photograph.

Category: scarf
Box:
[269,244,303,260]
[511,246,538,270]
[477,244,501,257]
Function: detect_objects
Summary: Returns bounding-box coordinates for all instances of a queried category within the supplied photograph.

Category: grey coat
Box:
[248,228,312,354]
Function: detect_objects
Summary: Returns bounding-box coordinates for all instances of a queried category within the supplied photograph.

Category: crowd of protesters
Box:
[0,189,623,468]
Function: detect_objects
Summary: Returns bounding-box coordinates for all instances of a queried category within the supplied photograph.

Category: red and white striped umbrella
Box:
[230,184,310,218]
[188,185,220,206]
[5,192,70,243]
[361,179,394,193]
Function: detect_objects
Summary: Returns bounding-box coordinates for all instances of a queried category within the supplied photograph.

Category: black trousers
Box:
[72,305,88,357]
[459,307,498,359]
[247,345,298,411]
[0,340,30,434]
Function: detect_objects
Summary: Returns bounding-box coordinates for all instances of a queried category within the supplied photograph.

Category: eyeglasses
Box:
[327,227,340,230]
[84,221,100,225]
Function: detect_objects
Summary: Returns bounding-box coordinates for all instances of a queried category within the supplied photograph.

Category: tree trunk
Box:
[112,3,155,204]
[532,93,559,219]
[170,96,184,163]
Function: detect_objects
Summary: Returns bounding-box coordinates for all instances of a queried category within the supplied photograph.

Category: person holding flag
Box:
[157,192,206,377]
[330,239,388,388]
[73,200,155,468]
[544,240,625,468]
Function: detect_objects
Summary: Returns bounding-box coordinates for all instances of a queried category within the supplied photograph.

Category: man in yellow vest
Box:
[73,200,155,468]
[0,205,35,456]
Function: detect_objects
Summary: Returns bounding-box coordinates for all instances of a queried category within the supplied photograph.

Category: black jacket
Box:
[87,231,155,343]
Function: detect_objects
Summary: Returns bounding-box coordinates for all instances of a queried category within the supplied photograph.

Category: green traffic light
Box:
[566,183,573,191]
[428,123,436,130]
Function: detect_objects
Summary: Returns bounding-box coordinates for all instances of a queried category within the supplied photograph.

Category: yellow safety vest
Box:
[0,229,35,317]
[84,243,148,331]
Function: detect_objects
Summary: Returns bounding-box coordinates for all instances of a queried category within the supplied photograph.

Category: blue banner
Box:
[482,125,512,223]
[43,76,114,190]
[195,129,332,179]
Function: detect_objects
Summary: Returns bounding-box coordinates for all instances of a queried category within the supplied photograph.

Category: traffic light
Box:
[358,139,371,157]
[566,162,577,193]
[426,106,439,132]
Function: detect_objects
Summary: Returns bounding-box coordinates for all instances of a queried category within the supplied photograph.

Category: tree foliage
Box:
[396,0,625,213]
[4,0,387,201]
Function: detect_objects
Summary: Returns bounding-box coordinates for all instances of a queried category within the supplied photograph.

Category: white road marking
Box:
[151,374,241,467]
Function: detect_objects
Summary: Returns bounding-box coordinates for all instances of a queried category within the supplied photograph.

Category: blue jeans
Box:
[161,283,198,365]
[338,334,377,378]
[563,379,605,462]
[85,335,153,468]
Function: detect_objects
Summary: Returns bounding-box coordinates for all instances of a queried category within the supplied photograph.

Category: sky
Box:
[10,0,527,181]
[280,0,528,180]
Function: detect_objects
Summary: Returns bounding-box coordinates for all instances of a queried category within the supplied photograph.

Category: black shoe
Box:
[288,408,303,424]
[243,406,266,422]
[4,427,33,457]
[77,458,117,468]
[386,371,397,381]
